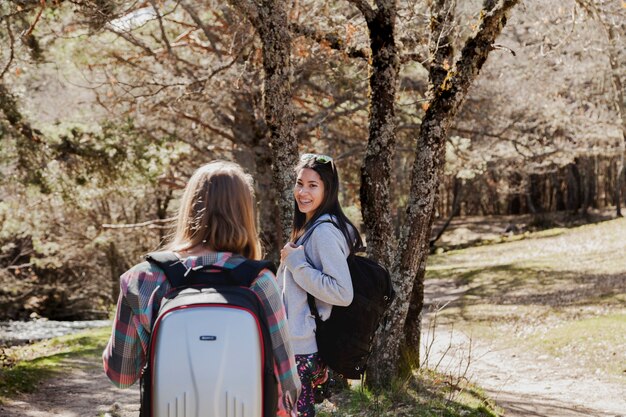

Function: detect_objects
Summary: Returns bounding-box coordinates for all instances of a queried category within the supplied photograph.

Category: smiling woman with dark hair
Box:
[278,153,362,416]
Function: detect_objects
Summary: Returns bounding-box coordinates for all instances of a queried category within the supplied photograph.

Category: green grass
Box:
[526,314,626,378]
[0,327,109,399]
[425,217,626,381]
[317,369,501,417]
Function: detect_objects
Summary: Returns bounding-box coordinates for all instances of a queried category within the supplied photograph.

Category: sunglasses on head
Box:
[300,153,334,164]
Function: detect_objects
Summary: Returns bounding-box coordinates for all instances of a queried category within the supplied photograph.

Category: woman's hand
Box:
[280,242,302,263]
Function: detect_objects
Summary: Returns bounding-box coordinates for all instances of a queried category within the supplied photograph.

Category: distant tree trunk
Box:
[576,0,626,217]
[567,162,581,212]
[430,177,463,247]
[591,155,598,209]
[106,242,123,302]
[618,162,625,216]
[229,0,298,247]
[508,172,523,214]
[155,189,173,244]
[367,0,521,387]
[581,158,591,216]
[529,173,541,213]
[555,172,566,211]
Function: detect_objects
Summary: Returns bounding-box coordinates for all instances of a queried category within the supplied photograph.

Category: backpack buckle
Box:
[184,265,204,277]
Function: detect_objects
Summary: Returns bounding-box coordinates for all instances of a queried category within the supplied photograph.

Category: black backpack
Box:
[140,251,278,417]
[301,221,395,379]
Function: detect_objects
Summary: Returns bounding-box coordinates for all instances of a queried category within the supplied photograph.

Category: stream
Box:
[0,319,111,346]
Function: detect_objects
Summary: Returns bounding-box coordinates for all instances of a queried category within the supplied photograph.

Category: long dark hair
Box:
[291,156,363,253]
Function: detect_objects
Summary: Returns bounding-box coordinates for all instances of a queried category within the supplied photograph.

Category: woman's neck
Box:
[178,244,215,257]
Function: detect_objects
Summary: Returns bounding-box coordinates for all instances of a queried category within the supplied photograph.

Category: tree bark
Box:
[367,0,520,387]
[256,1,298,247]
[348,0,403,384]
[402,0,456,367]
[356,0,400,265]
[230,91,281,260]
[229,0,298,246]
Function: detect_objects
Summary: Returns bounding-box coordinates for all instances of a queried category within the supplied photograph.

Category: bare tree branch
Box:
[148,0,173,55]
[22,0,45,39]
[102,217,176,230]
[0,17,15,79]
[107,27,157,57]
[227,0,260,28]
[400,51,429,66]
[428,0,456,91]
[179,0,222,59]
[347,0,376,23]
[176,111,236,142]
[289,22,369,59]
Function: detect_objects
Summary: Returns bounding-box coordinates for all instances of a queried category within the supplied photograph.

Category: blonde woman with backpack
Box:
[103,160,301,416]
[279,154,363,416]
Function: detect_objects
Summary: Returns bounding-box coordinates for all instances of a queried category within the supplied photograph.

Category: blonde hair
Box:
[167,161,262,260]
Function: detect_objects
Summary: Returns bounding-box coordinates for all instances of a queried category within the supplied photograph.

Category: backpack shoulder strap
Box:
[300,220,335,321]
[299,219,334,245]
[230,259,276,287]
[145,251,188,288]
[307,293,321,321]
[146,252,276,288]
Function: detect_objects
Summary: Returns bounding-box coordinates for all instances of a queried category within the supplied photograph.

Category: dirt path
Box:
[0,357,140,417]
[423,279,626,417]
[3,325,623,417]
[423,324,625,417]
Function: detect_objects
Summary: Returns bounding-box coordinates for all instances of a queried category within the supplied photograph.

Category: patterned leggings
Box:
[295,353,328,417]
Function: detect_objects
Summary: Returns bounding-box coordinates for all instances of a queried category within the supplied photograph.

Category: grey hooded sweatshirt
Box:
[278,214,353,355]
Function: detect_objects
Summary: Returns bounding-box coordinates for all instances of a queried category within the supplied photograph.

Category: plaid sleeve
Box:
[102,279,143,387]
[102,263,166,388]
[251,269,302,411]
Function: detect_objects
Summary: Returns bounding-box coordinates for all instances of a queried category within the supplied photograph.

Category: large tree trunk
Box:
[354,0,399,265]
[229,0,298,246]
[348,0,403,382]
[367,0,520,387]
[231,92,282,260]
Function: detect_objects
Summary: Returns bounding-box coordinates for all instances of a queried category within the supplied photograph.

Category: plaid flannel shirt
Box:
[102,251,300,413]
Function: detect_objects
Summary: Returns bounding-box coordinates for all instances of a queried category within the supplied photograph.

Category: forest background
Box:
[0,0,624,387]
